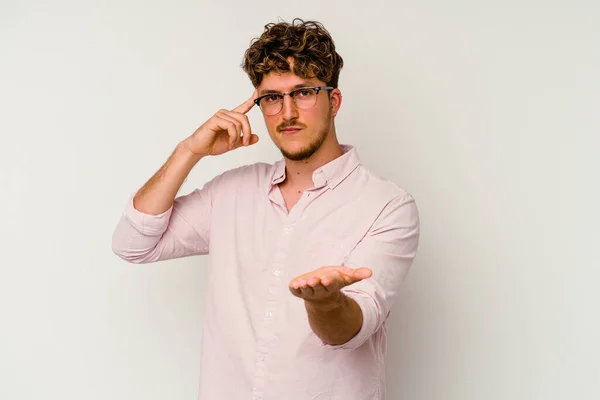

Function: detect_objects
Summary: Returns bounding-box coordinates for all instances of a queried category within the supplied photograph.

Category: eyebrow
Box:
[259,83,316,96]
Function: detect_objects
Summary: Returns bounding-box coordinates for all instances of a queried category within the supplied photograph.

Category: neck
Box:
[283,136,344,190]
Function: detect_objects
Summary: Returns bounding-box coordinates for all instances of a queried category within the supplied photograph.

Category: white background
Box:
[1,1,598,399]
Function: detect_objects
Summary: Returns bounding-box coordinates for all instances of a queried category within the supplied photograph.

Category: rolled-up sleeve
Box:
[111,179,216,264]
[326,193,420,350]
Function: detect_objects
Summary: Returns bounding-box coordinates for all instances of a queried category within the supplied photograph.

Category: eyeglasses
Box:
[253,86,334,116]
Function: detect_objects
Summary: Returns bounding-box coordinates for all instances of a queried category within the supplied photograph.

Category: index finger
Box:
[232,89,258,114]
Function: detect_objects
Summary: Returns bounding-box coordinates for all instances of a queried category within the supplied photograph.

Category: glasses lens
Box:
[292,88,318,109]
[260,94,283,116]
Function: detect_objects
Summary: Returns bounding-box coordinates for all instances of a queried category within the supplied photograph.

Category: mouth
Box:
[280,127,303,134]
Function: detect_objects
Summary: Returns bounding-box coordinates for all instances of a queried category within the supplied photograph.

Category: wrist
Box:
[177,140,205,164]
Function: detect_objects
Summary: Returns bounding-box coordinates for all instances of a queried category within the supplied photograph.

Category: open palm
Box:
[288,266,373,302]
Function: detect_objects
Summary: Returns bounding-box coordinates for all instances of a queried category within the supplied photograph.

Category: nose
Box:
[280,94,299,121]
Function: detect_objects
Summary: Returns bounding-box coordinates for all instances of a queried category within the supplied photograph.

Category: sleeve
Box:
[111,178,217,264]
[325,193,420,350]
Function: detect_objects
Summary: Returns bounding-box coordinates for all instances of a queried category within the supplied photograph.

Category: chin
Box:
[279,139,325,161]
[282,149,315,161]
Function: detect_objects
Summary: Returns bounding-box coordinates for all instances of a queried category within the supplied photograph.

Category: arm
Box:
[337,193,420,349]
[304,292,364,346]
[289,266,372,345]
[112,93,259,263]
[289,193,420,349]
[133,141,203,216]
[132,88,258,215]
[111,142,213,263]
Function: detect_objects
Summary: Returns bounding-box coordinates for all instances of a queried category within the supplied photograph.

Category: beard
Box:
[279,108,332,161]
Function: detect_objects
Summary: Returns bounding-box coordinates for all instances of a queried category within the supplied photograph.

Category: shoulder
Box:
[350,166,420,235]
[219,161,273,181]
[204,161,275,192]
[352,165,416,205]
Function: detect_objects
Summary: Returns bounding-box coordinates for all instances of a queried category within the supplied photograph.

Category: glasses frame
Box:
[253,86,335,115]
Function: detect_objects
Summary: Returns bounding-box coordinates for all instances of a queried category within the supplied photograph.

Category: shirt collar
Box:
[268,144,360,191]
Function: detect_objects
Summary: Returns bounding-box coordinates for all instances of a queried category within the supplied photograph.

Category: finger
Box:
[291,270,337,291]
[320,274,335,287]
[338,266,373,282]
[231,134,260,150]
[216,111,243,147]
[337,266,359,276]
[219,109,253,146]
[306,276,321,288]
[232,90,258,115]
[214,115,240,150]
[227,133,260,151]
[290,278,308,290]
[289,285,303,298]
[299,285,314,298]
[248,133,260,146]
[321,273,347,292]
[353,267,373,280]
[217,111,243,136]
[318,268,366,291]
[294,266,327,282]
[310,282,331,297]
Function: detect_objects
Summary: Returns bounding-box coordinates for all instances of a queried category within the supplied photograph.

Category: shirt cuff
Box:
[321,287,379,351]
[123,194,173,236]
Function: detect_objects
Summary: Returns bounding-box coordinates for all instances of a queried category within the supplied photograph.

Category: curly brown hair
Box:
[242,18,344,88]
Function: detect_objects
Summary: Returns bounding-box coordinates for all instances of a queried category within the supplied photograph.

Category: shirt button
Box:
[283,226,291,234]
[272,268,281,277]
[265,311,273,319]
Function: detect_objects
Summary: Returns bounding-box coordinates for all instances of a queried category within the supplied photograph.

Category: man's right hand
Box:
[182,91,260,157]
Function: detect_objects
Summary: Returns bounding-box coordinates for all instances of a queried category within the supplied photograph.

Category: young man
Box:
[112,19,420,400]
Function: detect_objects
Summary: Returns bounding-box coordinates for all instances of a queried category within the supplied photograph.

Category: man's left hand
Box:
[288,266,373,303]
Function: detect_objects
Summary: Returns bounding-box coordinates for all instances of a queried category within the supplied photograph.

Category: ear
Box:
[329,88,342,116]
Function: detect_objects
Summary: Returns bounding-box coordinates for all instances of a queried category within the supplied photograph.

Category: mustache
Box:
[277,122,306,131]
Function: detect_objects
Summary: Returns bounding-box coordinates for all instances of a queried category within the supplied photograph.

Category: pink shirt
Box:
[112,145,420,400]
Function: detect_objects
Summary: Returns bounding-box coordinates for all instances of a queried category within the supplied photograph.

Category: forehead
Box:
[258,71,323,95]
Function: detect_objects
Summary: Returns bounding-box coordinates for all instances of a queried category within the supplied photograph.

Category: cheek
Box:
[303,107,325,126]
[312,109,331,129]
[263,116,278,134]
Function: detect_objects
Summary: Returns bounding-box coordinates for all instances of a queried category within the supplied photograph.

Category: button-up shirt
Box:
[112,145,420,400]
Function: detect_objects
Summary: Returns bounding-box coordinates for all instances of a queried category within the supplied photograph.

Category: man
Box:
[112,19,420,400]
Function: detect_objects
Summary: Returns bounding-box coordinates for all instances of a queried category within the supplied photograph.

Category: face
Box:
[256,70,342,161]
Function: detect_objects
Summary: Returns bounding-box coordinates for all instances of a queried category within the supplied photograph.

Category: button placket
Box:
[252,219,295,396]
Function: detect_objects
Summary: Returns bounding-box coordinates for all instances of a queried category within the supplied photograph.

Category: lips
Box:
[280,127,302,134]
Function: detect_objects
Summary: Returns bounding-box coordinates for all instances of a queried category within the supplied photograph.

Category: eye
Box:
[264,94,281,103]
[297,89,312,97]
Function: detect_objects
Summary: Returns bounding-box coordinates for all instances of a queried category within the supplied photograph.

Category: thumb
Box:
[352,267,373,280]
[338,267,372,285]
[248,134,260,145]
[339,266,372,279]
[231,133,259,150]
